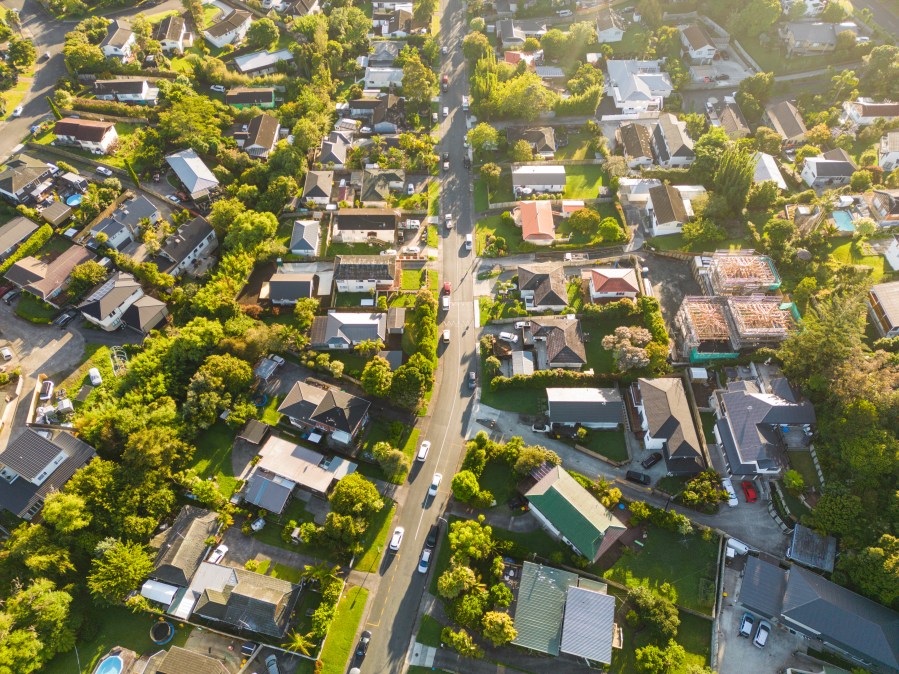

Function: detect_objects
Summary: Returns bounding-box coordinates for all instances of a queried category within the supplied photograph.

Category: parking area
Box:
[636,251,702,324]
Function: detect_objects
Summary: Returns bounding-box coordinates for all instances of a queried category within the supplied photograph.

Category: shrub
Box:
[0,225,52,274]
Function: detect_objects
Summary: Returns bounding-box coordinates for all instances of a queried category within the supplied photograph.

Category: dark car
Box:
[3,288,21,305]
[442,152,449,161]
[625,470,652,486]
[356,630,372,658]
[55,309,79,328]
[425,524,439,549]
[715,74,730,81]
[641,452,663,469]
[468,371,476,389]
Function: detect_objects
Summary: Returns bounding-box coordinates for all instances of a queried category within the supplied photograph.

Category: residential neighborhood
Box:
[0,0,897,673]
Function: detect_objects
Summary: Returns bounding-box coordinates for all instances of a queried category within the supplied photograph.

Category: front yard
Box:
[576,429,629,463]
[828,240,888,283]
[15,293,57,324]
[478,379,546,415]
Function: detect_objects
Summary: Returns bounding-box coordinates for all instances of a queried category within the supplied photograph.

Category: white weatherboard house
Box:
[203,10,252,48]
[364,67,404,89]
[879,131,899,172]
[606,60,672,115]
[100,20,135,59]
[512,166,566,194]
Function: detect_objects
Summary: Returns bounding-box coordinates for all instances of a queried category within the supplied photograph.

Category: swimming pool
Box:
[66,194,83,207]
[94,655,123,674]
[832,209,855,232]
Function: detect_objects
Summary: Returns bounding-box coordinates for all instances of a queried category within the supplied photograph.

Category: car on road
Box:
[428,473,442,497]
[442,329,450,343]
[250,517,266,532]
[531,423,549,433]
[0,347,12,361]
[721,478,739,507]
[442,82,448,92]
[95,166,113,177]
[442,152,449,161]
[417,440,431,462]
[208,544,228,564]
[425,524,439,548]
[641,452,663,469]
[442,106,448,118]
[443,160,449,171]
[741,480,758,503]
[56,310,78,328]
[445,213,453,229]
[739,612,754,638]
[418,548,432,573]
[715,74,730,81]
[3,288,21,304]
[443,281,451,293]
[355,630,371,658]
[380,248,397,256]
[39,380,54,401]
[88,367,103,386]
[498,331,518,343]
[753,620,771,648]
[441,46,447,55]
[210,84,226,93]
[389,526,404,551]
[468,371,477,389]
[557,8,572,16]
[44,52,52,60]
[11,106,23,117]
[625,470,651,486]
[442,74,448,84]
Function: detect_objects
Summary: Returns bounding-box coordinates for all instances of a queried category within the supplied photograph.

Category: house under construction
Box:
[676,295,800,362]
[693,250,782,296]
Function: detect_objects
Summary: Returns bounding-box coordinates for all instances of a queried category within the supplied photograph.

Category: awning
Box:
[141,579,179,606]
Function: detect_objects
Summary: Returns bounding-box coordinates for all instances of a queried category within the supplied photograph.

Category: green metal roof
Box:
[512,562,578,655]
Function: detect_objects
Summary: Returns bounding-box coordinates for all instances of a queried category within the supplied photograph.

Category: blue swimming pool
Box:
[66,194,83,207]
[94,655,123,674]
[832,209,855,232]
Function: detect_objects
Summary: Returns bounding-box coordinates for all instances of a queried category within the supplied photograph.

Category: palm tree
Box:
[302,562,341,586]
[283,630,316,656]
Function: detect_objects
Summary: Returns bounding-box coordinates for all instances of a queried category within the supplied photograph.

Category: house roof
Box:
[526,466,627,560]
[0,428,89,480]
[654,113,694,159]
[160,216,214,267]
[618,123,652,159]
[753,152,787,190]
[153,15,185,42]
[882,130,899,153]
[237,419,270,445]
[369,40,402,64]
[41,201,73,226]
[508,127,556,153]
[268,272,314,302]
[101,19,133,49]
[0,216,37,255]
[244,114,280,151]
[871,281,899,328]
[497,18,525,42]
[303,171,333,199]
[560,586,616,664]
[682,23,714,51]
[151,505,219,587]
[94,78,148,95]
[637,378,704,473]
[166,149,219,197]
[333,254,396,281]
[787,524,837,573]
[337,208,398,231]
[54,117,115,143]
[513,562,579,655]
[204,10,251,38]
[6,245,92,300]
[361,170,405,203]
[78,271,141,321]
[532,317,586,365]
[278,381,371,435]
[289,219,320,253]
[121,294,167,333]
[0,154,51,197]
[151,646,229,674]
[311,311,386,346]
[518,263,567,306]
[588,267,640,294]
[765,101,808,141]
[854,101,899,118]
[805,148,856,177]
[225,87,275,105]
[512,165,566,186]
[518,201,556,242]
[596,6,624,33]
[547,387,623,425]
[245,470,295,512]
[607,59,672,103]
[233,49,293,74]
[740,555,789,618]
[387,306,405,330]
[784,21,841,47]
[253,434,356,494]
[649,184,688,224]
[718,103,750,138]
[286,0,318,15]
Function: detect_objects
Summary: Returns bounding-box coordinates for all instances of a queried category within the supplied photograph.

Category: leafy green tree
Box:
[635,639,687,673]
[451,470,481,503]
[158,95,229,155]
[329,473,384,521]
[567,62,604,96]
[8,37,36,69]
[783,469,805,493]
[283,631,316,656]
[87,540,155,604]
[568,207,600,235]
[489,582,513,608]
[729,0,780,37]
[223,210,279,254]
[1,579,79,672]
[627,585,680,638]
[482,611,517,646]
[470,16,486,32]
[682,218,726,245]
[600,217,623,242]
[713,147,755,214]
[437,563,477,599]
[692,127,730,185]
[681,471,727,506]
[511,139,533,163]
[402,49,437,107]
[294,297,319,332]
[838,534,899,606]
[68,259,107,296]
[448,515,494,563]
[850,170,873,192]
[804,485,865,540]
[361,356,393,397]
[246,18,279,49]
[754,126,782,154]
[455,591,487,628]
[480,163,501,192]
[794,145,821,165]
[746,180,780,212]
[462,31,491,62]
[440,627,484,658]
[41,492,91,534]
[513,445,561,475]
[859,45,899,99]
[413,0,438,25]
[63,32,105,73]
[390,360,429,410]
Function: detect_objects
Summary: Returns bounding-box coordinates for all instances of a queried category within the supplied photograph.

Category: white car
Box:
[210,84,227,93]
[443,161,449,171]
[165,194,180,203]
[381,248,397,256]
[445,214,453,228]
[269,354,286,368]
[406,219,421,228]
[753,620,771,648]
[208,544,228,564]
[88,367,102,386]
[442,106,449,118]
[404,245,421,255]
[498,331,518,343]
[418,548,432,573]
[417,440,431,462]
[442,329,450,343]
[39,380,54,401]
[95,166,113,177]
[10,106,23,117]
[0,347,12,361]
[514,321,530,330]
[428,473,442,497]
[250,517,266,532]
[389,526,404,551]
[721,478,739,507]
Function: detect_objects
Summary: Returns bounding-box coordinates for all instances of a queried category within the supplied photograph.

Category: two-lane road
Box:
[355,0,477,671]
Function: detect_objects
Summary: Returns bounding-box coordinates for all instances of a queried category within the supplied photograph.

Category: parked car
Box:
[43,51,51,60]
[355,630,371,658]
[741,481,758,503]
[721,478,739,507]
[442,106,448,118]
[641,452,663,469]
[208,544,228,564]
[57,310,78,328]
[442,329,450,343]
[442,82,448,93]
[404,245,421,255]
[753,620,771,648]
[715,74,730,81]
[443,160,449,171]
[10,106,23,117]
[442,74,448,84]
[468,371,477,389]
[498,331,518,343]
[0,285,10,298]
[428,473,442,497]
[739,612,754,638]
[165,194,180,203]
[250,517,266,532]
[95,166,113,177]
[418,548,432,574]
[210,84,226,93]
[514,321,530,330]
[425,524,439,548]
[531,423,549,433]
[445,214,453,229]
[3,288,21,304]
[417,440,431,462]
[269,354,286,368]
[443,281,451,293]
[557,8,572,16]
[88,367,103,386]
[381,249,397,256]
[625,470,651,486]
[39,380,54,401]
[389,526,404,551]
[0,347,12,361]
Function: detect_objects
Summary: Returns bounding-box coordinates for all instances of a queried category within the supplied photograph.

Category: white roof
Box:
[165,149,219,197]
[141,579,179,606]
[365,67,404,84]
[233,48,294,73]
[546,387,622,403]
[256,435,356,493]
[560,586,616,664]
[606,60,672,104]
[753,152,787,190]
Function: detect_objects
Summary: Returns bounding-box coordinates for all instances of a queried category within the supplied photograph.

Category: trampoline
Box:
[253,393,269,407]
[150,620,174,645]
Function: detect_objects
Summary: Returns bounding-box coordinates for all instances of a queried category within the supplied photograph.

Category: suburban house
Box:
[317,131,351,168]
[513,562,619,665]
[344,93,402,129]
[141,647,229,674]
[361,168,405,206]
[367,40,402,66]
[801,148,857,188]
[263,272,315,305]
[763,101,808,146]
[78,272,145,331]
[879,131,899,171]
[781,0,825,16]
[752,152,787,190]
[780,21,854,55]
[512,166,566,195]
[496,19,547,47]
[739,556,899,673]
[595,6,625,42]
[515,200,556,245]
[157,216,218,278]
[303,170,334,205]
[235,114,280,159]
[371,8,417,37]
[244,435,356,512]
[547,388,623,429]
[333,208,397,244]
[632,377,705,475]
[711,376,815,476]
[866,188,899,229]
[333,254,397,292]
[4,245,92,305]
[617,123,654,169]
[508,127,557,159]
[41,201,73,227]
[605,60,673,114]
[310,311,387,349]
[203,10,252,48]
[284,0,321,17]
[225,87,276,109]
[698,251,782,296]
[680,24,717,63]
[0,154,56,204]
[364,66,404,89]
[529,316,587,369]
[712,100,751,139]
[868,280,899,338]
[100,20,135,59]
[583,267,640,302]
[647,183,692,236]
[149,506,220,588]
[0,216,37,261]
[841,98,899,127]
[288,219,320,256]
[0,429,96,521]
[153,15,191,53]
[650,113,694,168]
[53,118,118,155]
[518,263,568,311]
[277,380,370,444]
[89,194,160,251]
[121,295,169,334]
[93,78,159,105]
[166,149,219,200]
[525,466,627,562]
[233,49,294,76]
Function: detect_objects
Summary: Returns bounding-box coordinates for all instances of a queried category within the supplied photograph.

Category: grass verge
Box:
[352,499,396,572]
[417,615,444,647]
[319,586,369,674]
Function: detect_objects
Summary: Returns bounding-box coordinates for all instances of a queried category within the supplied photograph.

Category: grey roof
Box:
[303,170,334,200]
[319,138,348,165]
[386,306,405,330]
[311,311,386,347]
[225,87,275,105]
[54,117,116,143]
[243,114,280,154]
[649,184,688,225]
[97,195,158,235]
[41,201,73,226]
[784,21,840,47]
[0,216,38,256]
[637,378,704,474]
[560,586,616,664]
[740,555,788,618]
[245,470,294,513]
[237,419,270,444]
[100,19,133,49]
[681,23,714,51]
[0,429,92,482]
[513,562,579,655]
[547,388,623,425]
[531,317,586,366]
[788,524,837,573]
[7,246,93,301]
[151,505,219,587]
[508,127,556,153]
[718,103,750,138]
[277,381,370,435]
[618,123,652,159]
[166,149,219,197]
[337,208,398,231]
[334,254,396,281]
[653,113,694,161]
[765,101,808,141]
[518,263,568,307]
[153,15,185,43]
[94,78,149,96]
[369,40,402,65]
[289,220,320,254]
[160,216,215,267]
[806,150,856,178]
[151,646,229,674]
[361,170,405,203]
[0,154,52,198]
[204,10,251,39]
[121,295,167,333]
[78,272,141,321]
[268,272,314,302]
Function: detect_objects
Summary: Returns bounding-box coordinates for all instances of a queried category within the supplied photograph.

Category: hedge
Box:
[490,368,626,391]
[0,225,53,275]
[69,98,159,122]
[637,295,669,345]
[581,297,639,319]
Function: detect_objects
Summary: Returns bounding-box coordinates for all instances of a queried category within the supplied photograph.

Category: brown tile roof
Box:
[54,117,115,143]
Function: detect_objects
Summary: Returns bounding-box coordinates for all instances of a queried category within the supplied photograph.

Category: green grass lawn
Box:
[554,130,594,161]
[260,392,284,425]
[647,234,748,253]
[578,430,628,462]
[828,240,887,282]
[567,280,585,313]
[491,170,514,204]
[476,214,534,256]
[417,615,444,647]
[42,606,190,674]
[15,293,57,324]
[36,123,144,170]
[253,498,331,562]
[270,561,304,583]
[59,344,114,401]
[202,3,222,27]
[655,475,690,497]
[613,24,650,57]
[741,36,858,75]
[581,314,639,373]
[427,181,440,216]
[334,292,374,308]
[600,527,720,615]
[427,224,438,248]
[320,586,369,674]
[328,351,370,377]
[478,460,519,505]
[786,449,821,491]
[352,499,396,572]
[191,422,239,496]
[699,412,716,445]
[478,296,527,325]
[473,181,488,212]
[563,165,606,199]
[479,379,546,415]
[555,202,625,249]
[401,268,429,290]
[493,524,564,561]
[328,241,391,257]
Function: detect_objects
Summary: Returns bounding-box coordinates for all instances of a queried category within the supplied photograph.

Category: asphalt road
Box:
[357,0,477,671]
[852,0,899,38]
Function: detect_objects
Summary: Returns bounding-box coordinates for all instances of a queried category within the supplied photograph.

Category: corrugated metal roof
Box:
[512,562,578,655]
[560,586,616,664]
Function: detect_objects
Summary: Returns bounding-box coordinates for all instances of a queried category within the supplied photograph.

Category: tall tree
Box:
[713,147,754,214]
[246,18,279,50]
[401,49,437,108]
[87,540,155,604]
[329,474,384,520]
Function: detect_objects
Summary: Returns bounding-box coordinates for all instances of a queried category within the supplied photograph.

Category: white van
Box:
[465,234,473,250]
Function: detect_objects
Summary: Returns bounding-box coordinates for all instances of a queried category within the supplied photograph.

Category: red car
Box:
[443,281,451,294]
[741,481,758,503]
[442,74,448,84]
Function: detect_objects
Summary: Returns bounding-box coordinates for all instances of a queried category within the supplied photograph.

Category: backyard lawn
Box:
[554,130,594,161]
[479,378,546,415]
[260,392,284,425]
[473,180,489,212]
[599,526,720,616]
[320,586,369,674]
[478,460,520,505]
[786,449,821,491]
[563,165,606,199]
[476,214,534,256]
[493,524,565,561]
[578,430,628,462]
[328,350,370,377]
[828,240,887,282]
[191,421,239,496]
[581,314,640,373]
[478,296,527,325]
[699,412,717,445]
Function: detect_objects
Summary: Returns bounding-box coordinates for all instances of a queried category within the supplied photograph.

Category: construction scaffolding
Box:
[725,296,798,349]
[707,251,781,296]
[675,296,734,360]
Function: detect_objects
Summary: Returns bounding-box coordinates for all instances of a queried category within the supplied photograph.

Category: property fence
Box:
[59,107,149,125]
